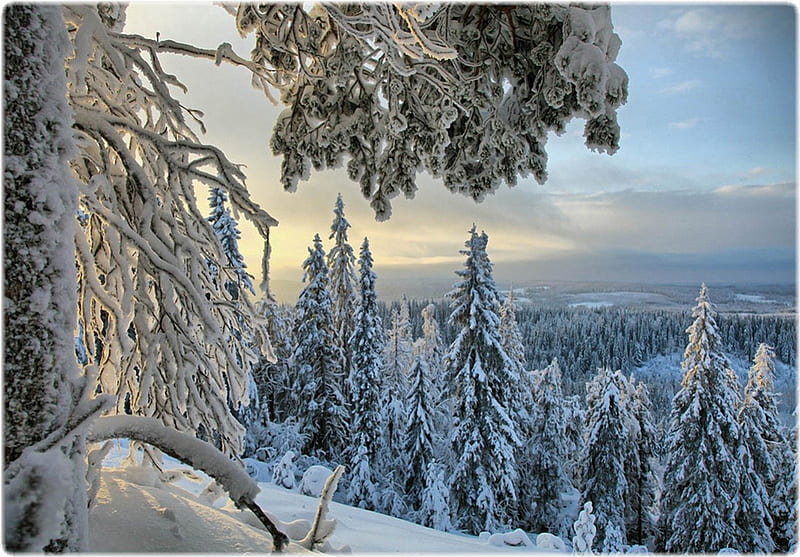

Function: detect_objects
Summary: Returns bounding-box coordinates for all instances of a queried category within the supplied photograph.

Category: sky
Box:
[124,3,796,299]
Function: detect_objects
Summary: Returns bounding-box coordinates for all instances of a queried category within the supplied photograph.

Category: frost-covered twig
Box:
[298,465,345,551]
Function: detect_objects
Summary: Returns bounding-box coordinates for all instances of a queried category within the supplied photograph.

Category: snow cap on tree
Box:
[660,284,748,553]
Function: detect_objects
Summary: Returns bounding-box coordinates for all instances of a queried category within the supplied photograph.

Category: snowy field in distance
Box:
[91,443,556,553]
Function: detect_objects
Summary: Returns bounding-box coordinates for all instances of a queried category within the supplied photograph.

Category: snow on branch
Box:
[88,415,289,551]
[298,464,345,551]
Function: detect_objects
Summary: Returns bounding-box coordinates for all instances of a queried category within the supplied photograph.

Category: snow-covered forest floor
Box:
[91,442,555,553]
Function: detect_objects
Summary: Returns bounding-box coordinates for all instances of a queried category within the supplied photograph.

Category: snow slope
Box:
[90,443,539,553]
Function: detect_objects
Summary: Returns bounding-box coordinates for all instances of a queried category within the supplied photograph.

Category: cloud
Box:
[668,118,701,129]
[658,80,702,95]
[649,67,673,79]
[659,7,756,58]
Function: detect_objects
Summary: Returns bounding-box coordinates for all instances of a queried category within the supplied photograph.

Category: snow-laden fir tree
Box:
[580,367,630,552]
[233,4,628,219]
[291,234,348,461]
[379,295,413,480]
[624,379,659,548]
[207,186,255,300]
[519,358,574,536]
[3,5,109,550]
[327,193,358,401]
[740,343,794,551]
[403,352,437,511]
[251,298,294,423]
[572,501,597,554]
[445,226,521,534]
[498,290,534,434]
[346,237,385,509]
[659,284,745,552]
[417,304,451,461]
[418,460,454,532]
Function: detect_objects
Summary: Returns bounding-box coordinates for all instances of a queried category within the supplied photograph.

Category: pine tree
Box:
[403,353,436,510]
[417,304,450,462]
[380,295,413,478]
[418,461,454,531]
[346,237,385,509]
[741,343,793,551]
[624,379,658,548]
[581,367,630,552]
[291,234,348,460]
[207,186,254,300]
[660,284,745,552]
[519,358,573,536]
[445,226,520,534]
[327,193,358,403]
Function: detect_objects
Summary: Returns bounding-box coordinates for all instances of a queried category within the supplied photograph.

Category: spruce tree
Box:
[741,343,792,551]
[445,226,520,534]
[418,460,454,532]
[291,234,348,460]
[581,367,630,552]
[327,193,358,402]
[346,237,384,509]
[660,284,745,552]
[207,186,255,300]
[519,358,573,536]
[403,353,436,510]
[624,379,658,548]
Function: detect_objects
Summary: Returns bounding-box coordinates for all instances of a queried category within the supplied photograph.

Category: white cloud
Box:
[660,7,756,58]
[658,80,702,95]
[668,118,701,129]
[649,67,673,79]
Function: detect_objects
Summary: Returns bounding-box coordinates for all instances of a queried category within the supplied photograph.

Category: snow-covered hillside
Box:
[90,443,555,553]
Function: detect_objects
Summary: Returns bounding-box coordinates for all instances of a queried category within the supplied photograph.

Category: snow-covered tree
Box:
[233,4,628,219]
[251,298,294,423]
[740,343,794,552]
[403,353,437,510]
[624,379,659,548]
[3,5,110,550]
[580,367,630,552]
[417,303,451,462]
[207,186,255,300]
[418,461,454,532]
[519,358,574,536]
[327,194,358,399]
[380,295,413,476]
[572,501,597,554]
[67,4,277,457]
[346,237,385,509]
[445,226,521,534]
[291,234,348,460]
[499,290,527,374]
[659,284,745,553]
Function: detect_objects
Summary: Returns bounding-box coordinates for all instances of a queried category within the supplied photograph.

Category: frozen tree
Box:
[580,368,630,552]
[327,193,358,400]
[403,353,437,510]
[624,380,659,548]
[291,235,348,460]
[251,298,294,423]
[346,237,384,509]
[572,501,597,554]
[417,304,451,462]
[380,296,413,477]
[740,343,793,551]
[418,461,454,532]
[519,358,574,536]
[207,186,255,299]
[3,5,110,550]
[231,4,628,220]
[499,290,527,374]
[66,4,277,457]
[445,226,521,534]
[272,450,296,489]
[660,285,745,553]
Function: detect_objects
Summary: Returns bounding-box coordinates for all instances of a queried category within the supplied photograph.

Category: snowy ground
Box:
[91,443,554,553]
